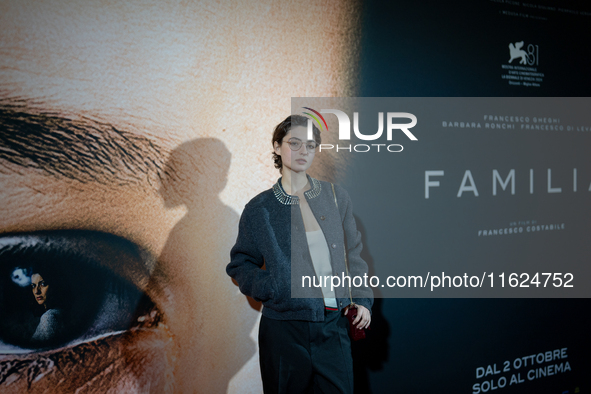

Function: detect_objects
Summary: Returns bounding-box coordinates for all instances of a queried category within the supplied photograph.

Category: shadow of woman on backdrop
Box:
[157,138,260,393]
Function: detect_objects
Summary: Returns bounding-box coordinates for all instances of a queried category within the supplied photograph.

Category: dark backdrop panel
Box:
[359,0,591,97]
[355,0,591,392]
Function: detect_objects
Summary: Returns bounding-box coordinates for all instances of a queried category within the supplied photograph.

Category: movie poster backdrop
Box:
[0,0,590,393]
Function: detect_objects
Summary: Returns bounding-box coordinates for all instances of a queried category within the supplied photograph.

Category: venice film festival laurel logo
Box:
[508,41,539,66]
[301,107,417,153]
[502,41,543,87]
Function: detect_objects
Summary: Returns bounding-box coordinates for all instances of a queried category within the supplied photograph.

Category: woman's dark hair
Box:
[272,115,321,173]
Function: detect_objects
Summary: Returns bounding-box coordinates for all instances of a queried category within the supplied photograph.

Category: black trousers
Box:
[259,310,354,394]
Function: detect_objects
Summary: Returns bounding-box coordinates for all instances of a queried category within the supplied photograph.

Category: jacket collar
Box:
[273,174,322,205]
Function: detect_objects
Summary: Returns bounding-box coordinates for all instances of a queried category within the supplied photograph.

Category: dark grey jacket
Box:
[227,175,373,322]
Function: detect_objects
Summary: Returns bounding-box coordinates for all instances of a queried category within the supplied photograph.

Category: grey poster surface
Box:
[293,97,591,298]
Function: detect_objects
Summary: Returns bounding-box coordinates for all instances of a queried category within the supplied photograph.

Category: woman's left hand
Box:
[344,304,371,329]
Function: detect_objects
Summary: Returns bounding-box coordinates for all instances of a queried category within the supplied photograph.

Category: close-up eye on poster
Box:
[0,0,589,393]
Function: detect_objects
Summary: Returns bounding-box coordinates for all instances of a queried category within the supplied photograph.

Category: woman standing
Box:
[227,115,372,394]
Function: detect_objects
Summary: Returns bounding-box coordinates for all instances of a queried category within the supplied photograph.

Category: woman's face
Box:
[275,126,317,175]
[31,274,48,306]
[0,0,359,392]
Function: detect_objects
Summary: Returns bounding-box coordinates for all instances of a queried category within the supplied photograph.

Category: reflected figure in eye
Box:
[30,270,65,343]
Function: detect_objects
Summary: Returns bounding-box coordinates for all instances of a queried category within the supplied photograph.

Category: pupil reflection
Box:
[0,231,157,351]
[11,267,31,287]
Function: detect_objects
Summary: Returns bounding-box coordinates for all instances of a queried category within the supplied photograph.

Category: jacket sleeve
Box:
[336,184,374,313]
[227,204,276,302]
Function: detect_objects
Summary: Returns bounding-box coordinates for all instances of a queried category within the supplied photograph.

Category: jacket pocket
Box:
[263,276,291,312]
[254,274,275,302]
